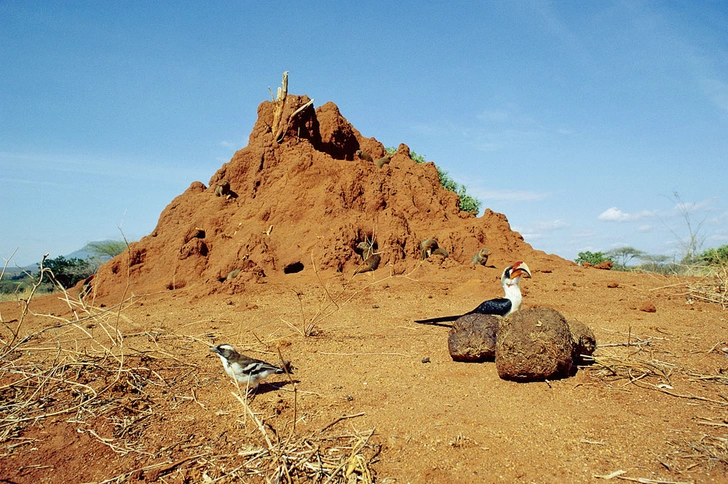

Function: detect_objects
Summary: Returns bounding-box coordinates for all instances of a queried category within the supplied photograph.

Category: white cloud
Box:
[707,233,728,246]
[708,211,728,225]
[700,78,728,113]
[0,177,59,187]
[516,219,568,243]
[476,109,514,123]
[219,140,239,149]
[556,127,575,136]
[533,219,569,231]
[576,245,603,254]
[518,230,544,241]
[670,197,716,216]
[472,141,504,152]
[598,207,630,222]
[470,103,557,154]
[0,150,206,184]
[572,230,597,238]
[598,207,658,222]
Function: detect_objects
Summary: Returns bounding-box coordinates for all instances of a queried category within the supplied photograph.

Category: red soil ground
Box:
[1,96,726,483]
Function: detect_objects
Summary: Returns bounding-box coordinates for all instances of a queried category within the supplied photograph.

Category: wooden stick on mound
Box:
[276,98,314,144]
[269,71,315,143]
[270,71,288,139]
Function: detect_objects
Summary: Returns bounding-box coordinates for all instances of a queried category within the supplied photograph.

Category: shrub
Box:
[0,279,22,294]
[0,272,55,299]
[457,186,482,214]
[42,255,94,289]
[575,251,610,266]
[633,254,671,273]
[699,244,728,266]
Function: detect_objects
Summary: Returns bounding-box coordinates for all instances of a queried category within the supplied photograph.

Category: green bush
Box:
[0,279,23,294]
[388,147,482,214]
[42,255,94,289]
[634,254,671,273]
[699,244,728,265]
[456,186,481,214]
[575,251,611,266]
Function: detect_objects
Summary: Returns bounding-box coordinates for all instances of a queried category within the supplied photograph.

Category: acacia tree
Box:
[606,247,646,269]
[87,240,127,259]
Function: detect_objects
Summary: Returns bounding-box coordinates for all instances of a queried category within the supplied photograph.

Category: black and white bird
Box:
[210,344,289,390]
[414,261,532,326]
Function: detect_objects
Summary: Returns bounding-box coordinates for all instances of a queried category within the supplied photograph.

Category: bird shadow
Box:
[255,379,299,395]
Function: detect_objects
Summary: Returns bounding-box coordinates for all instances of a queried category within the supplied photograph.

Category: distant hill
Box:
[2,240,118,277]
[67,240,118,262]
[1,265,33,277]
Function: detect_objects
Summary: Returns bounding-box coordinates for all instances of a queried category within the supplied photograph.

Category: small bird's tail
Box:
[413,315,462,327]
[278,360,295,375]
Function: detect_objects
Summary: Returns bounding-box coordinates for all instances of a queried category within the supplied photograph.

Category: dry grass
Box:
[0,288,172,445]
[3,249,726,481]
[671,433,728,471]
[686,263,727,309]
[644,261,727,310]
[0,274,380,483]
[583,330,727,476]
[0,286,39,304]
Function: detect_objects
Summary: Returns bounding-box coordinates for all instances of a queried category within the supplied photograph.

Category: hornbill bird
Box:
[414,261,531,326]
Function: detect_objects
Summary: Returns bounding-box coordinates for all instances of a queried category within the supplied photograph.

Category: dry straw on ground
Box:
[2,248,727,481]
[583,328,727,474]
[647,261,728,309]
[1,255,380,483]
[686,263,728,309]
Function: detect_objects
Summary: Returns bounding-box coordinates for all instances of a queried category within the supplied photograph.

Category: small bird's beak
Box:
[209,346,220,355]
[512,261,532,278]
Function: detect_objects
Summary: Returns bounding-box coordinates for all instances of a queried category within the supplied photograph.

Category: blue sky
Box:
[2,1,727,268]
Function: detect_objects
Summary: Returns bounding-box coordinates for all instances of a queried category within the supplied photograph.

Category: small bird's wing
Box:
[471,298,512,317]
[240,359,284,376]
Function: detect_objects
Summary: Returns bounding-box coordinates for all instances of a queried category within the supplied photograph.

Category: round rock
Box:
[495,307,574,381]
[568,319,597,363]
[448,313,500,362]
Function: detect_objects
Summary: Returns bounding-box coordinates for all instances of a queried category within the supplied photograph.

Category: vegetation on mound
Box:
[385,147,482,214]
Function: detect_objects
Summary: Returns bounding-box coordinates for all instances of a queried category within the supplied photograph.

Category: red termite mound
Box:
[91,95,567,299]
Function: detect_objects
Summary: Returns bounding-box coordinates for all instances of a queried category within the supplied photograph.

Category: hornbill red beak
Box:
[510,261,531,279]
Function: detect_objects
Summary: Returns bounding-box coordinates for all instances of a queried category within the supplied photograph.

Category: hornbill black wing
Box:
[470,297,512,317]
[414,297,512,326]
